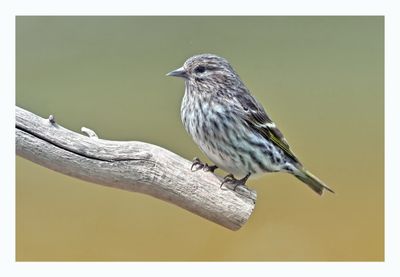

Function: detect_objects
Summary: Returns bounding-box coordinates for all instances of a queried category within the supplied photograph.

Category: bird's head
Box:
[167,54,242,89]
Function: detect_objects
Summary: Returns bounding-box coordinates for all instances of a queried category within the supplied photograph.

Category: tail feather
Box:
[295,169,334,195]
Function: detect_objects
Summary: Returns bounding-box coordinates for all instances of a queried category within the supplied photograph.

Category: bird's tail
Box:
[294,168,334,195]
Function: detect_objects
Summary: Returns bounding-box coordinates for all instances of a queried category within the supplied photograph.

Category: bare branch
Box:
[15,106,257,230]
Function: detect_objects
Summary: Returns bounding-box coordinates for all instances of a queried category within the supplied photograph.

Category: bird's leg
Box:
[221,173,251,191]
[190,157,218,173]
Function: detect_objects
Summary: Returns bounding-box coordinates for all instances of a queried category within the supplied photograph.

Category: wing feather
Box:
[235,91,300,164]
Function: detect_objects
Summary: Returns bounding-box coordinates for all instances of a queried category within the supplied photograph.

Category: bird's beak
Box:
[166,66,187,78]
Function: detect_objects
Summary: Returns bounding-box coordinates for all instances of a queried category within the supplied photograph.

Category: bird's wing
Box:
[235,92,300,164]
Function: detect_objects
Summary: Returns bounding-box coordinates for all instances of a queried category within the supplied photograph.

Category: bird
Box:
[167,54,334,195]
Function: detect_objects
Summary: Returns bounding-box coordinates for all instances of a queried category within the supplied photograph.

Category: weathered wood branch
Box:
[15,106,256,230]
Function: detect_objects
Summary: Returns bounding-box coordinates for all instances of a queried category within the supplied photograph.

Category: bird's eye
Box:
[194,65,206,73]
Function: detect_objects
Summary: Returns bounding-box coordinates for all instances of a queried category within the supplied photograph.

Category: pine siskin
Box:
[167,54,334,195]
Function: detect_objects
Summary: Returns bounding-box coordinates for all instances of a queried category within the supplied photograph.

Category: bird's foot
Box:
[220,173,251,191]
[190,157,218,173]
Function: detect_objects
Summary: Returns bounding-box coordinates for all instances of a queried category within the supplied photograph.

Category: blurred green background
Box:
[16,16,384,261]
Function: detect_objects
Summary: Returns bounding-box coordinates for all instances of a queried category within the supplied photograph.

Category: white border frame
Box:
[1,1,398,276]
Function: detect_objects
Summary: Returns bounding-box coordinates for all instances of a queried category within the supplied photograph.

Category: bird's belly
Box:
[181,96,284,177]
[197,140,249,177]
[196,133,283,177]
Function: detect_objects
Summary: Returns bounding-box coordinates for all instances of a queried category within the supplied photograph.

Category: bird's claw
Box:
[220,174,235,189]
[191,157,204,171]
[203,163,218,172]
[220,173,251,191]
[191,157,218,173]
